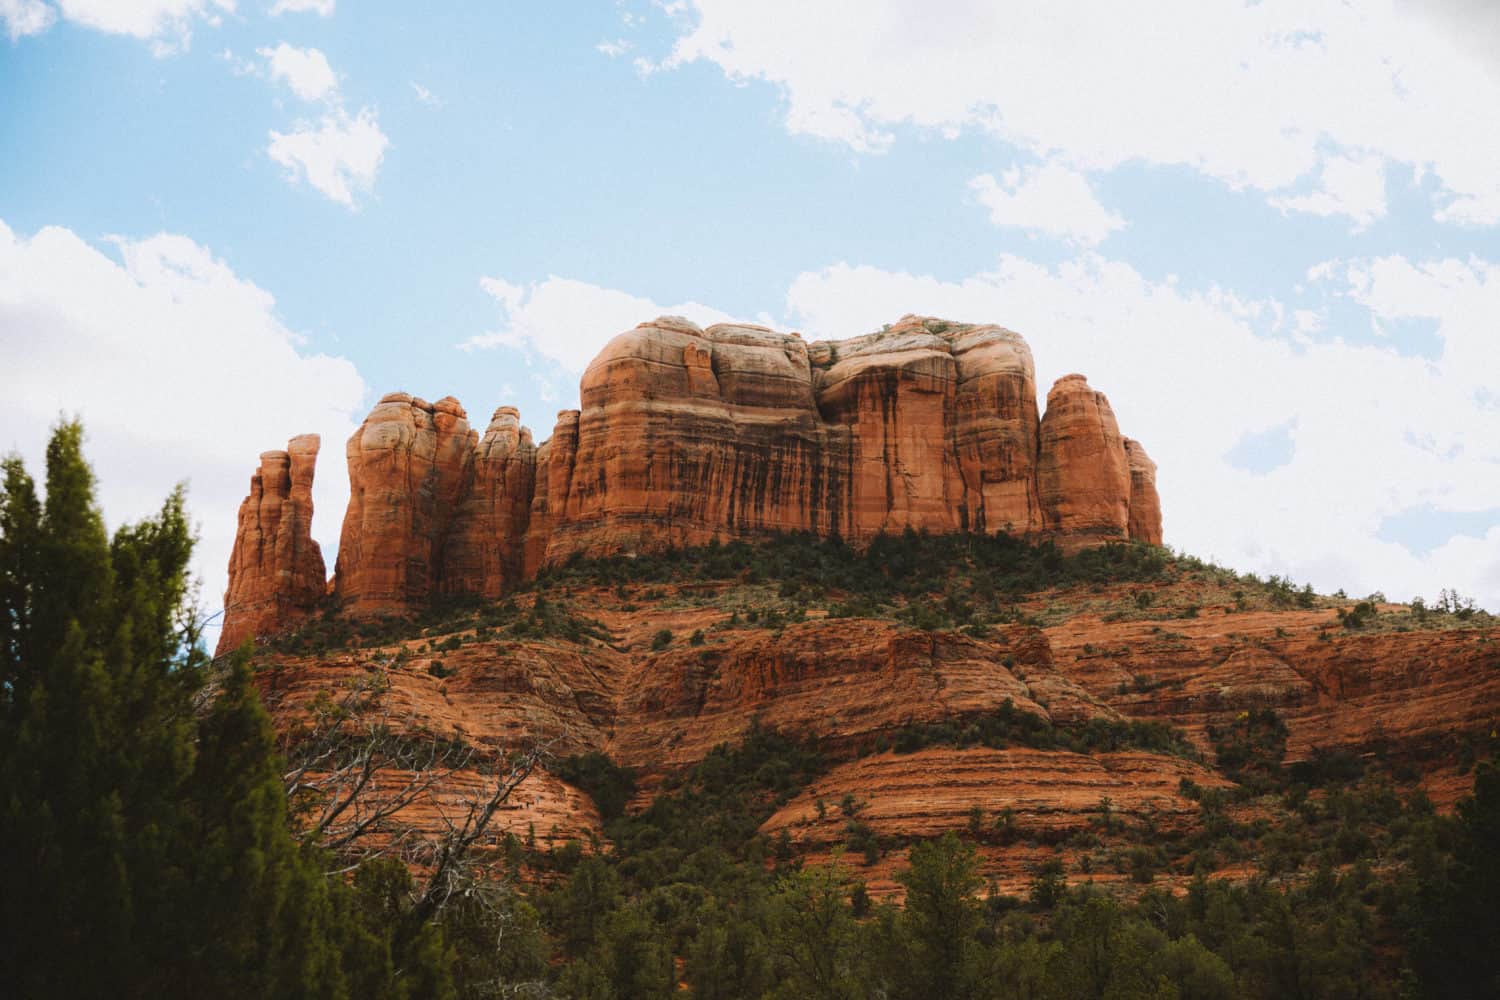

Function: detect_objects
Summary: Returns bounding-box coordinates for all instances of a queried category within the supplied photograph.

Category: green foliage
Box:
[269,590,608,655]
[556,751,638,822]
[1403,761,1500,997]
[527,720,1496,998]
[0,422,477,998]
[883,833,986,999]
[1208,707,1288,790]
[1337,600,1379,629]
[537,530,1170,610]
[888,697,1199,760]
[602,725,825,887]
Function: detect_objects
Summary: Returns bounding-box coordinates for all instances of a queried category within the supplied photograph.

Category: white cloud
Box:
[258,41,338,102]
[53,0,232,51]
[969,160,1125,246]
[460,275,738,374]
[219,46,258,76]
[267,106,388,207]
[1269,152,1388,228]
[270,0,332,15]
[411,81,441,107]
[1317,254,1500,385]
[783,252,1500,610]
[1,0,54,40]
[597,38,632,58]
[666,0,1500,224]
[0,218,368,639]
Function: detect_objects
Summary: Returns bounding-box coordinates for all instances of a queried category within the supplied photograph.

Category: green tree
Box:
[0,423,207,995]
[684,897,774,1000]
[0,421,456,998]
[877,833,987,1000]
[1407,762,1500,997]
[766,863,863,1000]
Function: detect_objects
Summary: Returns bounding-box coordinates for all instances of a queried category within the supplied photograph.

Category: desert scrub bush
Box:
[533,530,1170,606]
[1338,600,1379,629]
[885,699,1199,760]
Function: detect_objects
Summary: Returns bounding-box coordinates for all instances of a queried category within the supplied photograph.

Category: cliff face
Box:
[332,393,479,616]
[219,435,327,652]
[218,315,1163,651]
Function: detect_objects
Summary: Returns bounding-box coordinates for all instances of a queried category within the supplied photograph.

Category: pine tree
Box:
[0,421,454,998]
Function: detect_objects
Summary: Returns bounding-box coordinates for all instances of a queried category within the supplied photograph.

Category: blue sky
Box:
[5,0,1500,629]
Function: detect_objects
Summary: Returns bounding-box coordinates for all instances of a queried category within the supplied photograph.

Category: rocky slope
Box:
[218,315,1161,654]
[246,552,1500,898]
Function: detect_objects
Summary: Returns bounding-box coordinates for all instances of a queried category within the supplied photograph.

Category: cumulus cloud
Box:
[258,41,338,102]
[0,0,54,40]
[270,0,332,15]
[460,275,739,375]
[969,161,1125,246]
[0,218,368,640]
[267,106,388,208]
[51,0,233,52]
[783,252,1500,610]
[254,45,387,207]
[665,0,1500,224]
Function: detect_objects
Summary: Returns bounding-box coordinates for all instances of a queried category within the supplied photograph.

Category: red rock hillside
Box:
[217,315,1161,653]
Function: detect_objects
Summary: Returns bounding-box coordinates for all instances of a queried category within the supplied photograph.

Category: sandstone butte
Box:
[218,314,1162,653]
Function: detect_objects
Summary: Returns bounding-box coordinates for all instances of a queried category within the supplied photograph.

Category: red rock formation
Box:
[1044,604,1500,786]
[218,435,326,655]
[541,315,1052,563]
[609,620,1113,772]
[1124,438,1163,545]
[228,316,1161,619]
[521,409,580,578]
[334,394,477,615]
[762,746,1229,843]
[440,407,537,598]
[1038,373,1131,548]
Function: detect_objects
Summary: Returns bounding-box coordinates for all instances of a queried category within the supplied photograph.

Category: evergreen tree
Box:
[0,422,203,996]
[1408,761,1500,998]
[0,422,455,998]
[888,832,986,1000]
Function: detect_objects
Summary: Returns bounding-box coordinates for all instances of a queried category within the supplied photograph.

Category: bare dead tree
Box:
[265,659,557,915]
[198,642,558,993]
[407,740,552,925]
